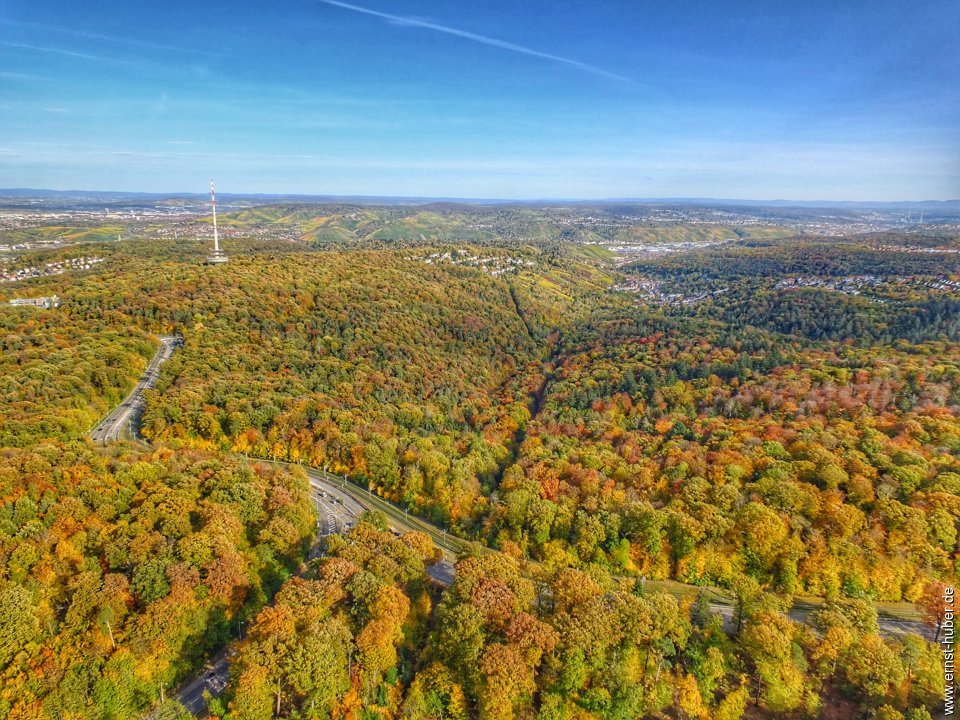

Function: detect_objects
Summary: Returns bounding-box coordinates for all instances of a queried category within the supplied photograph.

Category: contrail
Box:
[317,0,629,82]
[3,19,217,56]
[0,41,133,65]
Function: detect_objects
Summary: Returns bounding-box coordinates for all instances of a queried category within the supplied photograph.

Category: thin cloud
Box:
[3,19,217,56]
[0,41,133,65]
[316,0,629,82]
[0,70,52,82]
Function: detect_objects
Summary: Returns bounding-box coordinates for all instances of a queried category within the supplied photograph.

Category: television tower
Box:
[206,178,228,264]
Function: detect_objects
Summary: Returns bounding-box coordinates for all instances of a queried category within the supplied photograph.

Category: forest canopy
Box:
[0,226,956,718]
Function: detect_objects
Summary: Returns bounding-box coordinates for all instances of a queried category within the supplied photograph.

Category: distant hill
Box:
[2,188,958,211]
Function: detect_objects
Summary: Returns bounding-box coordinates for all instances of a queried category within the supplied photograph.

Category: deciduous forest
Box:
[0,220,957,719]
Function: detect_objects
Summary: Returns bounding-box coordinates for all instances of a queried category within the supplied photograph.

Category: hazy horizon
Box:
[4,187,960,208]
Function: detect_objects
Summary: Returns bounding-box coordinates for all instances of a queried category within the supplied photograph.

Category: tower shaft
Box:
[211,179,220,252]
[206,178,228,264]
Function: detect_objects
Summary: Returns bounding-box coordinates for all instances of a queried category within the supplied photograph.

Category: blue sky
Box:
[1,0,958,200]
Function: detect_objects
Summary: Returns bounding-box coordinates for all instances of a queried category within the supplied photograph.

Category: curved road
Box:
[299,464,459,583]
[90,335,180,444]
[248,460,459,583]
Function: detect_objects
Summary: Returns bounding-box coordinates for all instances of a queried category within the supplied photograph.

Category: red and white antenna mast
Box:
[211,178,219,253]
[206,177,228,264]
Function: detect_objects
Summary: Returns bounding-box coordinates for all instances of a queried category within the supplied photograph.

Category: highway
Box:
[174,654,230,716]
[307,483,362,558]
[90,335,180,445]
[306,466,460,583]
[301,465,464,555]
[255,461,461,583]
[276,462,460,583]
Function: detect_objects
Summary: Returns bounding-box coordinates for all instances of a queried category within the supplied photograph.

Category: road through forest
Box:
[102,339,930,718]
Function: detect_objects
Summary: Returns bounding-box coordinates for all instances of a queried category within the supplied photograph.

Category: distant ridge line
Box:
[1,188,958,210]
